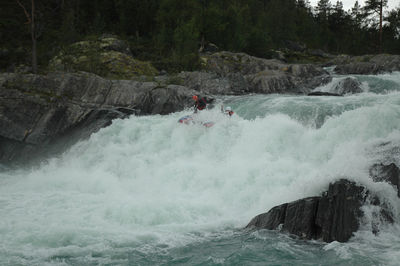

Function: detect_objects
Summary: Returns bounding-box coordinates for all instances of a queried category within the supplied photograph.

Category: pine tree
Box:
[351,1,363,26]
[364,0,388,53]
[316,0,332,20]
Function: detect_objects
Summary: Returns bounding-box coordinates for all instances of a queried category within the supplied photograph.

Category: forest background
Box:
[1,0,399,73]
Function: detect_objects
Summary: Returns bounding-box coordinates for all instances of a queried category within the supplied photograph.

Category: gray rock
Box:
[370,163,400,197]
[333,78,363,95]
[246,204,288,230]
[0,72,194,165]
[246,179,367,243]
[199,51,331,94]
[310,78,363,96]
[334,62,384,75]
[247,72,295,93]
[283,197,320,239]
[333,54,400,74]
[315,180,365,242]
[179,71,249,95]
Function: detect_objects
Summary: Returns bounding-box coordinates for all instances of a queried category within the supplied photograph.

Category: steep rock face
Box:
[246,180,368,243]
[0,72,194,164]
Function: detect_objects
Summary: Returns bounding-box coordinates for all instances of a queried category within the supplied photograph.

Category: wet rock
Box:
[309,78,363,96]
[246,204,288,230]
[333,78,363,95]
[282,197,320,239]
[315,180,366,242]
[246,179,367,243]
[370,163,400,197]
[308,91,342,96]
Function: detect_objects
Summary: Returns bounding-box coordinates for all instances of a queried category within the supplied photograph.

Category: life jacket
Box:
[226,110,234,116]
[196,97,207,110]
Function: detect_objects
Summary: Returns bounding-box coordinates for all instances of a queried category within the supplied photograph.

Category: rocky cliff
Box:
[0,72,195,164]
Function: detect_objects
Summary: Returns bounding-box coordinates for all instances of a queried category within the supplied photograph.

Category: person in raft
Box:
[192,95,208,113]
[221,105,234,116]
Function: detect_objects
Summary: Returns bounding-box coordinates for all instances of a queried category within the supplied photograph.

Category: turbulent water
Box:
[1,72,400,265]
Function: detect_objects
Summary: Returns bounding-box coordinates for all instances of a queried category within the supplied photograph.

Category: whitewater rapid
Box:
[1,72,400,265]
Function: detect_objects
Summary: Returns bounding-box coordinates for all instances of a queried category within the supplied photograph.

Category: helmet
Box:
[225,106,232,111]
[192,95,198,100]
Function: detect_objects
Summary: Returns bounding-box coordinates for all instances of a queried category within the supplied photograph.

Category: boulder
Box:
[246,179,367,242]
[333,77,363,95]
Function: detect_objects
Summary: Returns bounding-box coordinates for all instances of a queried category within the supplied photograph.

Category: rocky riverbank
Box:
[0,49,333,165]
[0,72,195,164]
[1,49,400,165]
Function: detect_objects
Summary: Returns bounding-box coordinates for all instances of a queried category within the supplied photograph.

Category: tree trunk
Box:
[31,0,38,73]
[379,0,383,53]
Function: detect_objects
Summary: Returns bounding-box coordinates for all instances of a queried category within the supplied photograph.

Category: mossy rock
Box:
[48,36,158,79]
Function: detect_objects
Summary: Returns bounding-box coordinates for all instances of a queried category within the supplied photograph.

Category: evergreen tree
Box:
[351,1,363,26]
[364,0,389,52]
[384,7,400,53]
[316,0,332,20]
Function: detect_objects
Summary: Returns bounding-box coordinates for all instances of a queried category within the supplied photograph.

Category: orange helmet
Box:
[192,95,198,101]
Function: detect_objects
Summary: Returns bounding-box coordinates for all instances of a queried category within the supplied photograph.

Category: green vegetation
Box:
[48,37,158,79]
[1,0,399,74]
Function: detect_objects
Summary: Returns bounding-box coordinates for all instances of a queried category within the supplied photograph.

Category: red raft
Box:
[178,115,214,128]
